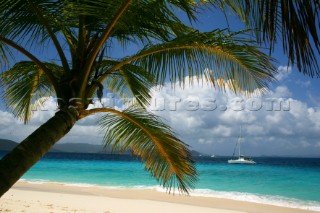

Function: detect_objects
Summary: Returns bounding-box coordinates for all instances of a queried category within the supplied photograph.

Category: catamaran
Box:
[228,127,256,164]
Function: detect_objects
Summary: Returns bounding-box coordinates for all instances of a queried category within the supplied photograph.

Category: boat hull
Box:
[228,159,256,164]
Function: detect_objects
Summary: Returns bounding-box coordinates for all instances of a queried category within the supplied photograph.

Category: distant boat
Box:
[210,155,215,158]
[228,127,255,164]
[228,155,255,164]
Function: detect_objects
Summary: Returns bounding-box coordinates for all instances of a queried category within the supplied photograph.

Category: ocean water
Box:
[1,151,320,211]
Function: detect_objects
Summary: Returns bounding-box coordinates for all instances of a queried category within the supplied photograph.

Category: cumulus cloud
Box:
[0,68,319,157]
[148,75,320,157]
[275,66,292,81]
[295,80,311,88]
[271,86,292,98]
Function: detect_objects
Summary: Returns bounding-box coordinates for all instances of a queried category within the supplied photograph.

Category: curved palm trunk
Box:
[0,109,78,197]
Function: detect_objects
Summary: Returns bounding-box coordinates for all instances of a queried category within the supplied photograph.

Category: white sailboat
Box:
[228,127,255,164]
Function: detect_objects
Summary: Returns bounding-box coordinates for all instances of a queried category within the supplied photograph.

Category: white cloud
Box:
[212,125,232,137]
[275,66,292,81]
[148,75,320,157]
[272,86,292,98]
[295,80,311,88]
[246,125,265,136]
[1,74,319,157]
[220,110,256,124]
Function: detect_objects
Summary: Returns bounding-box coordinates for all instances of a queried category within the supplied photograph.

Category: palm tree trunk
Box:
[0,109,78,197]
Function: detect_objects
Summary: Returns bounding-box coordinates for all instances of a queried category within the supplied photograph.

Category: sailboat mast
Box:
[238,126,242,157]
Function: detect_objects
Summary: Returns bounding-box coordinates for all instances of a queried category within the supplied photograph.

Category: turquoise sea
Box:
[1,151,320,211]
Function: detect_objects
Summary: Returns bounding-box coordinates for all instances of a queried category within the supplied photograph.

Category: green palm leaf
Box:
[100,29,276,94]
[90,60,153,108]
[98,107,197,194]
[110,0,198,43]
[0,43,12,68]
[1,61,62,123]
[0,0,47,43]
[220,0,320,77]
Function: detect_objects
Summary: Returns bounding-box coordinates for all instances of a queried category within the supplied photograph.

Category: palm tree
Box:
[0,0,317,197]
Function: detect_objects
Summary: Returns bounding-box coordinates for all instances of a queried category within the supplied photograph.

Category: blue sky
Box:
[0,6,319,157]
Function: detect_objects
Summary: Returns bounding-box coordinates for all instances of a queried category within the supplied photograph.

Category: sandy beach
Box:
[0,181,317,213]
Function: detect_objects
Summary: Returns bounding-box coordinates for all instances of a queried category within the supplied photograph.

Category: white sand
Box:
[0,182,317,213]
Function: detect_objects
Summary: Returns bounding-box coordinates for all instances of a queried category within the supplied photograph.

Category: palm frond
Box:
[27,0,70,72]
[58,0,199,46]
[90,60,153,108]
[111,0,198,43]
[0,0,49,44]
[104,29,276,94]
[0,43,12,68]
[221,0,320,77]
[1,61,62,123]
[98,107,197,194]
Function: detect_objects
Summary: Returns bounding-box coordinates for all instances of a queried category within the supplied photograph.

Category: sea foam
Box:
[189,189,320,211]
[18,179,320,211]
